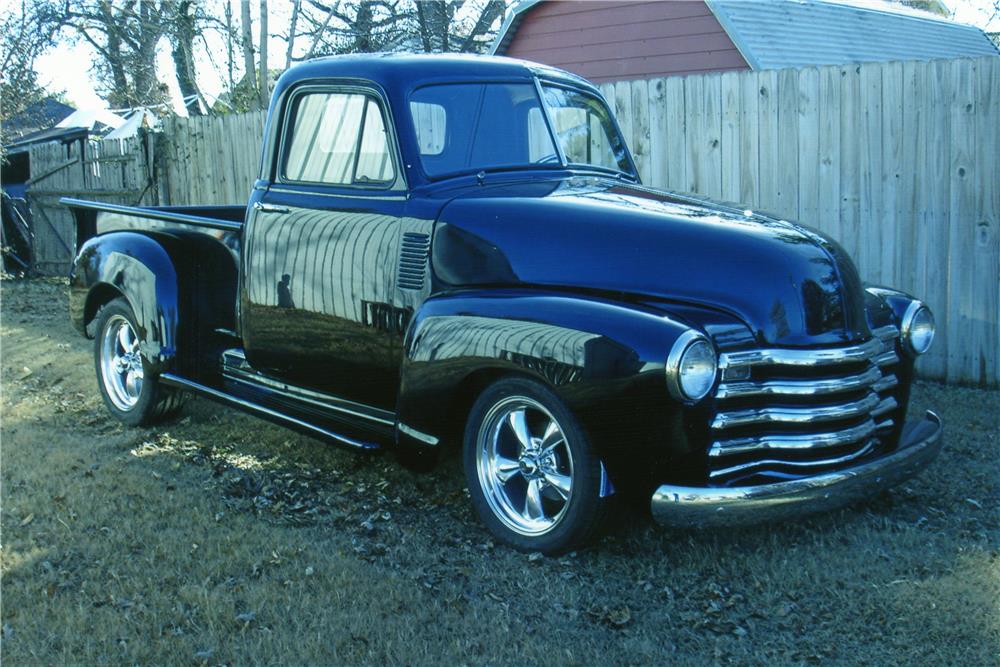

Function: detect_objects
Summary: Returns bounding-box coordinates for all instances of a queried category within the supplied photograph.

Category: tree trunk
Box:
[258,0,269,108]
[98,0,130,107]
[240,0,257,108]
[171,0,203,115]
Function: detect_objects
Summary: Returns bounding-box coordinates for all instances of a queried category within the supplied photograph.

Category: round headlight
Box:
[902,302,935,355]
[667,331,718,402]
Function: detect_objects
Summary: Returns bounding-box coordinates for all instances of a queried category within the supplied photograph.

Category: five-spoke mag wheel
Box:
[464,377,613,554]
[476,396,574,536]
[94,297,183,426]
[100,314,145,411]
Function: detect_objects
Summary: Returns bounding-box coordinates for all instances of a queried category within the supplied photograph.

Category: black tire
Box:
[93,297,184,426]
[463,377,612,554]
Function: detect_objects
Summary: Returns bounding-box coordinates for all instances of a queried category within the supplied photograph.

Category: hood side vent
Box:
[398,232,431,290]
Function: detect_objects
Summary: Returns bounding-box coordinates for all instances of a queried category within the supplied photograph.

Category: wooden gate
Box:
[25,134,156,275]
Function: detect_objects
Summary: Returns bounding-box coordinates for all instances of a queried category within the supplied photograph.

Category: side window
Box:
[283,91,396,186]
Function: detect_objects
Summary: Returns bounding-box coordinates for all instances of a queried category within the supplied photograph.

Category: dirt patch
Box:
[2,277,998,665]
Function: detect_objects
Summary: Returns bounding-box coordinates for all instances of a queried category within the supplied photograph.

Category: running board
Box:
[159,373,381,451]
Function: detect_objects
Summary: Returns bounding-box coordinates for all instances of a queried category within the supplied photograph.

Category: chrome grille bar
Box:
[871,396,898,418]
[715,365,882,399]
[873,374,898,392]
[719,337,883,369]
[709,440,877,480]
[711,392,881,429]
[710,419,879,457]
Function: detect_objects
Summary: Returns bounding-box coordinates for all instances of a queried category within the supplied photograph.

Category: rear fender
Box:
[395,289,698,482]
[70,231,179,372]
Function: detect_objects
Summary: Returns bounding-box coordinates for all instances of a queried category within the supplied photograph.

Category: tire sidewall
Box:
[463,377,605,554]
[94,298,161,427]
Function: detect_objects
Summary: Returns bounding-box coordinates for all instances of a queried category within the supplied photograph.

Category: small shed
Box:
[491,0,999,82]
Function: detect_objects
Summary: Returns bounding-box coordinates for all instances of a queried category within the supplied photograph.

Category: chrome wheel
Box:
[99,315,144,411]
[476,396,574,536]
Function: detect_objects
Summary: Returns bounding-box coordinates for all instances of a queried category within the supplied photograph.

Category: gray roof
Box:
[706,0,998,70]
[492,0,999,69]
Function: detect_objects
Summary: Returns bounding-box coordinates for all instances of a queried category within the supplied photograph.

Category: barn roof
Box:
[706,0,998,70]
[491,0,999,69]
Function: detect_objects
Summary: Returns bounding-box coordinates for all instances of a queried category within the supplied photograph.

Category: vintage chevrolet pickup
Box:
[65,54,942,554]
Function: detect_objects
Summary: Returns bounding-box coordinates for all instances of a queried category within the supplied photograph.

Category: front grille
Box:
[708,326,902,486]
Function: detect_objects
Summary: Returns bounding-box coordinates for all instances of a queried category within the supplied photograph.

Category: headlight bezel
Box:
[666,330,718,403]
[901,300,935,356]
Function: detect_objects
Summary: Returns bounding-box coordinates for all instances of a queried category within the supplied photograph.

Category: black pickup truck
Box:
[65,54,942,554]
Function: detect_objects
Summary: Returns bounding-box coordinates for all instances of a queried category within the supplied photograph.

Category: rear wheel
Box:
[463,377,611,554]
[94,297,183,426]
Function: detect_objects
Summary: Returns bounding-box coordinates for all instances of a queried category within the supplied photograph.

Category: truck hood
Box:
[431,176,870,347]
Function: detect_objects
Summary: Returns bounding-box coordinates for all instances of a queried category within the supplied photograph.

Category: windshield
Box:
[409,81,634,179]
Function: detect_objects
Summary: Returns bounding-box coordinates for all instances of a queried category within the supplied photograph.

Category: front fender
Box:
[395,289,705,487]
[70,232,179,371]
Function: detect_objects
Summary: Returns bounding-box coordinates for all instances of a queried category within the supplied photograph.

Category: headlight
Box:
[901,302,935,355]
[666,331,718,402]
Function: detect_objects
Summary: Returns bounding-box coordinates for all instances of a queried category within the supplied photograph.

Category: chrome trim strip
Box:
[397,422,439,446]
[709,419,878,457]
[160,373,380,451]
[651,411,943,528]
[711,392,880,429]
[715,365,882,399]
[709,441,876,480]
[718,337,883,369]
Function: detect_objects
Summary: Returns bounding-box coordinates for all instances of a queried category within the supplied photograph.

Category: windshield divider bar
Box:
[534,78,567,168]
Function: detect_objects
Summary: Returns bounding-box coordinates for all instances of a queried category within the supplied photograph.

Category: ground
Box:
[1,278,997,666]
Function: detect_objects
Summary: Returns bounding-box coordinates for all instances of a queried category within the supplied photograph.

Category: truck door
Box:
[241,85,407,410]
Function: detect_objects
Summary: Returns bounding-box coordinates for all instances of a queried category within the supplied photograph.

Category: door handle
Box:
[253,202,290,214]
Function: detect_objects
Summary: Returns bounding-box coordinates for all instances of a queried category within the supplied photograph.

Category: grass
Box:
[1,277,998,666]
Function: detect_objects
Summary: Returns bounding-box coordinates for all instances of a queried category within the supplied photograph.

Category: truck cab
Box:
[66,54,942,554]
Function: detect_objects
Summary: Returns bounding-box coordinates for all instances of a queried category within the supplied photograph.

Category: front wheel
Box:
[94,297,184,426]
[463,377,612,554]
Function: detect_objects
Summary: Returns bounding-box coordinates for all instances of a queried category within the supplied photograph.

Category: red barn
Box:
[490,0,998,82]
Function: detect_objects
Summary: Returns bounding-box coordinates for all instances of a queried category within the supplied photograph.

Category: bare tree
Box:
[60,0,171,109]
[296,0,504,58]
[413,0,504,53]
[0,0,64,147]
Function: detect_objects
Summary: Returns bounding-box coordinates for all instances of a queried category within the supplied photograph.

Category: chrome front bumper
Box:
[651,411,942,528]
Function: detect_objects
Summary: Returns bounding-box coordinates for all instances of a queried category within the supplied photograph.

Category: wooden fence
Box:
[22,56,998,385]
[156,112,267,205]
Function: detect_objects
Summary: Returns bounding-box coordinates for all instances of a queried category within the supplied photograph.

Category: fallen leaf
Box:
[528,552,544,563]
[20,514,34,527]
[965,498,983,509]
[17,367,32,380]
[235,611,256,624]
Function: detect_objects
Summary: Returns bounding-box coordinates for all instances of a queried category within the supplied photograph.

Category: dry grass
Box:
[1,277,998,666]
